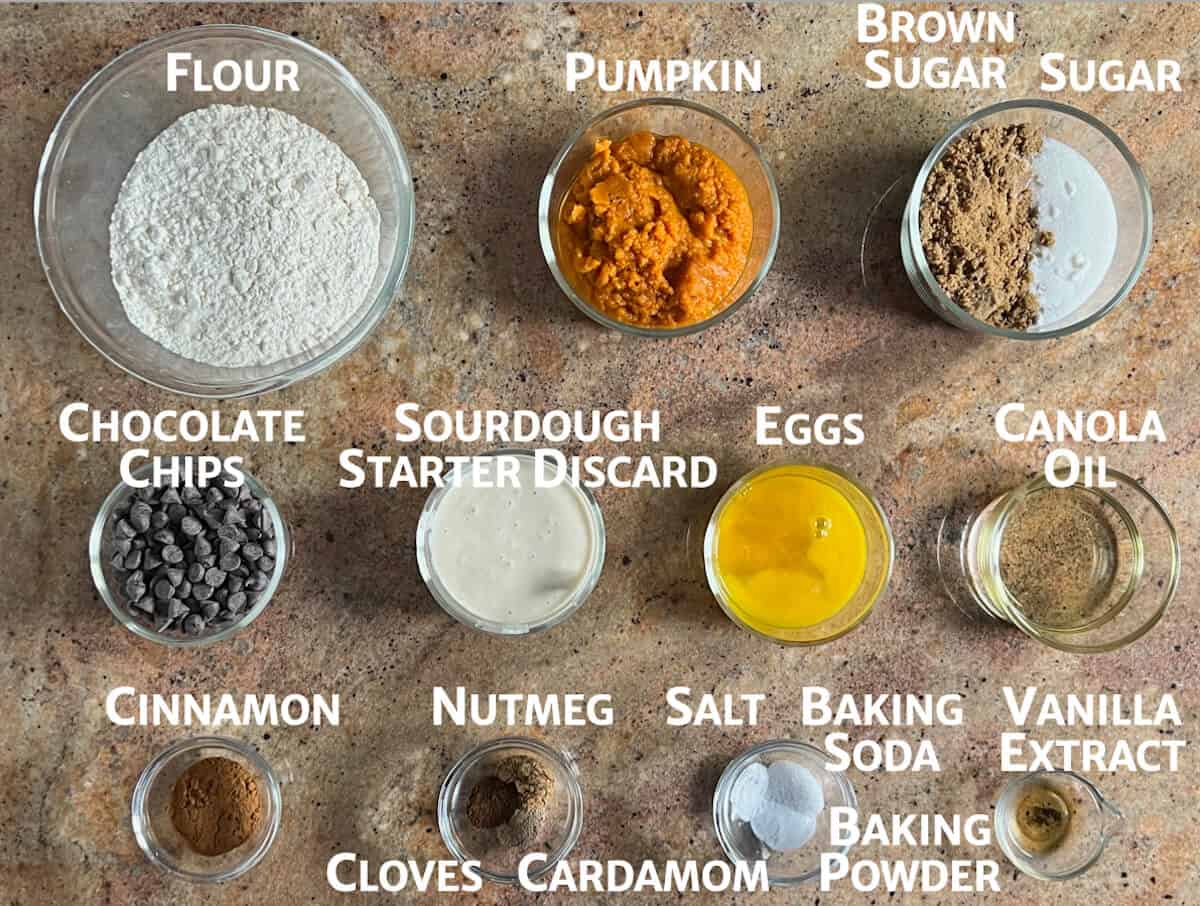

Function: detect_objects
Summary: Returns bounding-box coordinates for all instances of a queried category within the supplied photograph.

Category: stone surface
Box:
[1,3,1197,904]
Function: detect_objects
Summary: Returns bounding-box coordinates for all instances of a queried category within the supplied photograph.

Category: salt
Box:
[1029,138,1118,327]
[730,762,768,822]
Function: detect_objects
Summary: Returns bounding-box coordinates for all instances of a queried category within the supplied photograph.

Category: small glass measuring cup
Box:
[995,771,1124,881]
[937,468,1180,653]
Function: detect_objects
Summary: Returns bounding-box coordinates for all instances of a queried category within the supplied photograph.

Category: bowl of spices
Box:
[901,99,1151,339]
[35,25,414,397]
[132,735,281,882]
[994,771,1125,881]
[438,737,583,885]
[704,463,893,645]
[416,449,605,635]
[89,461,289,646]
[713,740,857,886]
[539,98,780,337]
[938,467,1179,653]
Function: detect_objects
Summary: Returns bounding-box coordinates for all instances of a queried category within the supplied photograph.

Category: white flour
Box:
[110,105,380,368]
[1029,138,1118,327]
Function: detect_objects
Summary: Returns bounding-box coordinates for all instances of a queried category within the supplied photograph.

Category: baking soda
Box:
[1030,138,1119,326]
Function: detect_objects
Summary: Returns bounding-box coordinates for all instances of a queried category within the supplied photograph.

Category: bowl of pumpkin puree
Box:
[539,99,780,337]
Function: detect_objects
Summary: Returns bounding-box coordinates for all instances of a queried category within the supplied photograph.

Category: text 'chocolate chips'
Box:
[106,479,279,639]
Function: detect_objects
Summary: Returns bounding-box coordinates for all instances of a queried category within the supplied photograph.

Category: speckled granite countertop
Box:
[1,3,1197,904]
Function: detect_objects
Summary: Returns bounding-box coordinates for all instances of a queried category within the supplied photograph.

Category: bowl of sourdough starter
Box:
[416,449,607,635]
[35,25,413,398]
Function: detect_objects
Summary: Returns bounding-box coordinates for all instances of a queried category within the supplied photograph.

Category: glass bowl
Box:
[994,771,1125,881]
[704,463,894,645]
[713,740,857,887]
[89,460,290,647]
[901,99,1151,339]
[438,737,584,885]
[132,735,282,883]
[415,449,606,636]
[538,98,780,337]
[938,467,1180,653]
[35,25,414,397]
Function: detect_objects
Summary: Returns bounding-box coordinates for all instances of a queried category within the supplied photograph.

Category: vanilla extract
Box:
[1011,784,1071,855]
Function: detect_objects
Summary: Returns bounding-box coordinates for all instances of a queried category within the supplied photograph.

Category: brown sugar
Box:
[920,123,1052,330]
[556,131,753,329]
[170,756,265,857]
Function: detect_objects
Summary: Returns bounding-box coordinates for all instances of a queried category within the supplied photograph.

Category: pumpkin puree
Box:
[556,132,753,328]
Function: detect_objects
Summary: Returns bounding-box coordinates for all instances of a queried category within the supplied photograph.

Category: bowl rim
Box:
[415,447,606,636]
[89,460,289,647]
[131,734,283,883]
[712,739,857,887]
[437,736,584,885]
[34,23,415,399]
[903,98,1153,341]
[703,462,894,646]
[537,96,781,338]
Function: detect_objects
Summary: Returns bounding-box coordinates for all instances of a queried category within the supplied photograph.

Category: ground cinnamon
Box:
[170,756,265,857]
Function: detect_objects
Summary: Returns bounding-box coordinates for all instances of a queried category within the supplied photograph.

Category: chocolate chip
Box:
[129,502,152,532]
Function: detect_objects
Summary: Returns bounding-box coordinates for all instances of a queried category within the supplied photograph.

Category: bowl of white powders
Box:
[36,25,413,397]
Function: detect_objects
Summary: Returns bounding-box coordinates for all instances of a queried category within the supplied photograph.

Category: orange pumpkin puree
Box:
[556,132,753,329]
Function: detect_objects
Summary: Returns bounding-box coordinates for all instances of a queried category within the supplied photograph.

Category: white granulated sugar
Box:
[110,105,380,368]
[1029,138,1118,327]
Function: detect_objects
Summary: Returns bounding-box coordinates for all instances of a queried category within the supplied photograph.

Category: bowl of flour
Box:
[36,25,414,397]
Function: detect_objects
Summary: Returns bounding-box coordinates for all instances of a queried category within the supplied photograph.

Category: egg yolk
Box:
[714,470,868,633]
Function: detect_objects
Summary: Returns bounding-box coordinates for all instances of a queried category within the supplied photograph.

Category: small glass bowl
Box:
[938,467,1179,653]
[89,460,290,647]
[132,735,282,883]
[901,99,1151,339]
[713,740,857,887]
[35,25,414,397]
[438,737,584,885]
[538,98,780,337]
[994,771,1124,881]
[704,463,894,645]
[415,449,606,636]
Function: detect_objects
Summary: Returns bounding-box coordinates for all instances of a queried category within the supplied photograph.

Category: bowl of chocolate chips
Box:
[90,461,288,646]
